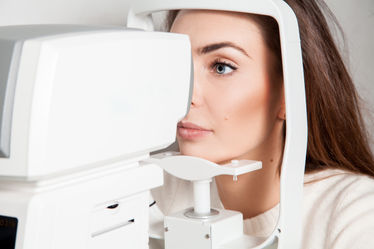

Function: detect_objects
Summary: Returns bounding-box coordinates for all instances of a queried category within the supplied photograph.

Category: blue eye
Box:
[215,64,232,74]
[212,61,237,76]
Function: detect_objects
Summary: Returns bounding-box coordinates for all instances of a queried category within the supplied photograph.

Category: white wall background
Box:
[0,0,373,147]
[0,0,130,26]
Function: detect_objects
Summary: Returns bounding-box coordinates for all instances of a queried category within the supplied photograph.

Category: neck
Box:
[215,124,284,219]
[215,164,280,219]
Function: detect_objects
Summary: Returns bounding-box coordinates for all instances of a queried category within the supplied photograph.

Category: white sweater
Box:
[150,169,374,249]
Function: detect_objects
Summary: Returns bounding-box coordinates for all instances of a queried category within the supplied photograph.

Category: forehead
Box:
[170,10,264,49]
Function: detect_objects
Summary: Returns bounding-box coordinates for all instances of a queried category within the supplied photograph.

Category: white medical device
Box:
[0,25,192,249]
[127,0,308,249]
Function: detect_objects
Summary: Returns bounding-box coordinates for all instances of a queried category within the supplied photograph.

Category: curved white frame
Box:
[127,1,308,248]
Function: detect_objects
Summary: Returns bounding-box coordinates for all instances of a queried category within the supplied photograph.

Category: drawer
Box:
[89,192,149,249]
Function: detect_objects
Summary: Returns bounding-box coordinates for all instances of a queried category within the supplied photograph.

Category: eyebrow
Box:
[198,42,250,58]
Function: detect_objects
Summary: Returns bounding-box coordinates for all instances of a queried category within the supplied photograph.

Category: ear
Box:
[277,88,286,120]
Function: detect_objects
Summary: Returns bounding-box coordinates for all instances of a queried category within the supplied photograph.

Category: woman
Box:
[151,0,374,248]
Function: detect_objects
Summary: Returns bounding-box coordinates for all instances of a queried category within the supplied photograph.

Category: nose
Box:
[190,61,203,108]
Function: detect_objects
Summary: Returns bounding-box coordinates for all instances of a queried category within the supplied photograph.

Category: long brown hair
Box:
[165,0,374,177]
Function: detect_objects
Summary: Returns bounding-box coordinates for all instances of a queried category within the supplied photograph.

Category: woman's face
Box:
[172,10,284,164]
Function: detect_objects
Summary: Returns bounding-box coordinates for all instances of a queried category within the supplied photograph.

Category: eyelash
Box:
[210,59,238,76]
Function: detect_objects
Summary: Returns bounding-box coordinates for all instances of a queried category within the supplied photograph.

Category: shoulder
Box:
[304,168,374,210]
[302,169,374,249]
[304,168,374,200]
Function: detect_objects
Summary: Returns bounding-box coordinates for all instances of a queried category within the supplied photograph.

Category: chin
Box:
[178,144,228,164]
[180,144,209,158]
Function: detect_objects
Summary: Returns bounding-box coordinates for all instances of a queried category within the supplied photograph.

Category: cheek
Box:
[210,72,275,154]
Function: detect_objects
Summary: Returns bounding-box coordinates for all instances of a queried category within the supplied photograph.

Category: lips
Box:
[177,121,213,140]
